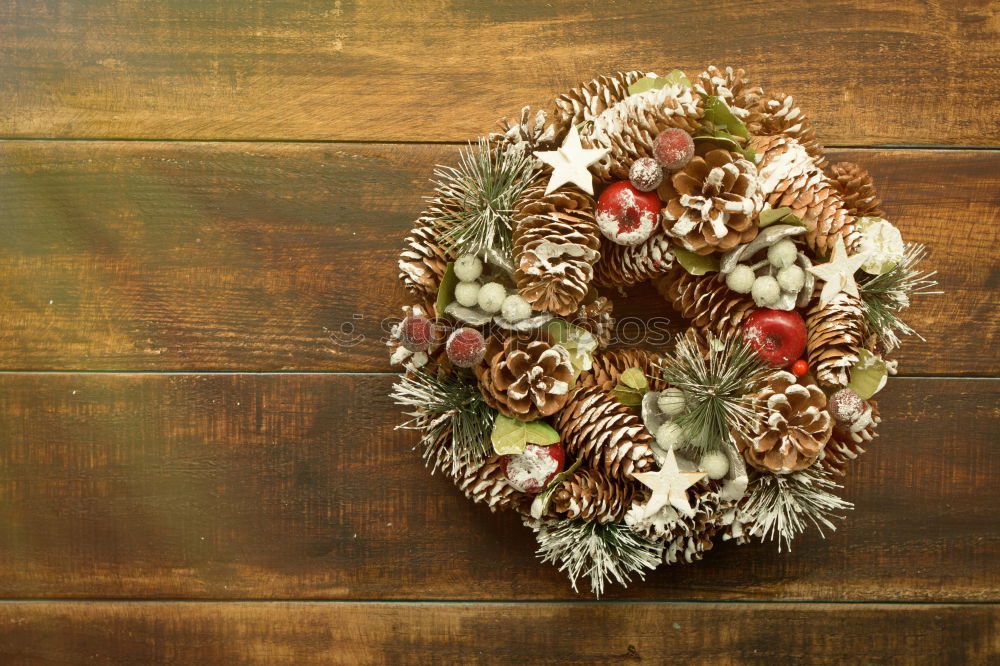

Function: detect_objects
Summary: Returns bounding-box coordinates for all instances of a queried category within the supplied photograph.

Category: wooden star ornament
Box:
[807,236,870,307]
[632,447,707,519]
[533,125,608,195]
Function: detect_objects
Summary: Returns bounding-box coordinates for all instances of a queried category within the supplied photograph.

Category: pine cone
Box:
[735,372,833,473]
[751,135,859,256]
[821,401,881,477]
[552,70,647,136]
[512,182,601,316]
[572,295,616,348]
[751,92,826,167]
[550,468,637,523]
[476,334,574,420]
[593,228,675,287]
[490,105,559,154]
[552,386,657,480]
[653,266,755,338]
[829,162,884,218]
[453,454,530,513]
[695,65,764,129]
[578,348,667,393]
[398,216,451,297]
[658,149,762,254]
[804,291,866,389]
[583,84,704,183]
[625,486,729,564]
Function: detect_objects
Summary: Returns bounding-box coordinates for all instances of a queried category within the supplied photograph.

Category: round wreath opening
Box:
[389,66,937,596]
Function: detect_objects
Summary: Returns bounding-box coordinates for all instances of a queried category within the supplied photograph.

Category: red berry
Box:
[595,181,661,246]
[445,327,485,368]
[791,359,809,377]
[628,157,663,192]
[400,315,434,352]
[742,309,807,368]
[653,128,695,170]
[501,442,566,494]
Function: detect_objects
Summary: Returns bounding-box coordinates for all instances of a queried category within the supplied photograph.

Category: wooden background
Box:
[1,1,998,663]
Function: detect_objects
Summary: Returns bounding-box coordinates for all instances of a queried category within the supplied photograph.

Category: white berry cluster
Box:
[725,238,807,308]
[454,254,533,322]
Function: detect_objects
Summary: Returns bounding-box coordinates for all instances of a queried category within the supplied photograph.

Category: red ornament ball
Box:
[742,309,807,368]
[501,442,566,494]
[628,157,664,192]
[595,181,661,246]
[791,359,809,377]
[400,315,434,352]
[445,327,486,368]
[653,128,695,170]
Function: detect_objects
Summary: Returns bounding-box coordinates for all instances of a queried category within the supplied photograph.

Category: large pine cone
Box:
[593,228,675,287]
[552,386,657,480]
[829,162,884,218]
[750,92,826,167]
[821,401,881,477]
[513,182,601,316]
[550,468,638,523]
[653,266,755,339]
[578,348,667,393]
[658,149,762,255]
[552,70,646,136]
[453,454,530,514]
[476,334,574,421]
[735,372,833,474]
[804,291,866,388]
[695,65,764,129]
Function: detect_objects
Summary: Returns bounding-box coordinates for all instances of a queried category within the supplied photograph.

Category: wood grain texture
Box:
[0,601,996,665]
[1,1,999,143]
[0,373,995,601]
[2,142,995,374]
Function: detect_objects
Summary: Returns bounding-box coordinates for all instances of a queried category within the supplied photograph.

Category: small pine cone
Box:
[695,65,764,129]
[593,228,675,287]
[625,486,728,564]
[578,348,667,393]
[653,267,756,339]
[552,386,658,480]
[821,401,881,477]
[490,105,559,154]
[658,149,763,255]
[751,92,826,167]
[583,84,704,183]
[398,216,451,297]
[454,454,530,514]
[735,371,833,474]
[512,182,601,316]
[804,291,866,389]
[476,334,575,420]
[549,468,637,523]
[552,70,647,137]
[829,162,884,218]
[572,295,616,348]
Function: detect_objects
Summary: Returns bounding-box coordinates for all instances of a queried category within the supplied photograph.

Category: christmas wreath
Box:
[389,67,937,595]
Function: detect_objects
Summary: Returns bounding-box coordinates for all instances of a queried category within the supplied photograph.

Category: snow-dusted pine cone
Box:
[695,65,764,129]
[490,105,559,154]
[735,372,833,474]
[658,148,763,254]
[398,216,452,297]
[804,291,867,389]
[593,228,675,287]
[476,334,574,421]
[625,485,731,564]
[821,401,881,477]
[751,92,826,167]
[829,161,884,218]
[453,454,531,513]
[552,70,646,136]
[572,295,616,348]
[653,266,755,339]
[577,348,667,393]
[549,467,638,524]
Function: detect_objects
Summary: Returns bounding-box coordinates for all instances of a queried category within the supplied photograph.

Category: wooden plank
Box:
[1,142,994,374]
[0,601,995,665]
[1,1,998,144]
[0,373,995,601]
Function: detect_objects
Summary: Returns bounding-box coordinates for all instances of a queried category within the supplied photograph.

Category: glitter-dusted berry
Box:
[653,128,695,170]
[400,315,434,352]
[628,157,664,192]
[445,327,486,368]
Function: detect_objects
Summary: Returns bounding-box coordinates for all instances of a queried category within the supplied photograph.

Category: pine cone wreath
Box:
[593,228,675,287]
[552,386,658,480]
[821,401,881,477]
[476,334,575,420]
[572,295,616,348]
[695,65,764,129]
[653,266,755,339]
[735,371,833,474]
[578,348,667,393]
[549,468,638,523]
[552,70,647,135]
[829,161,884,218]
[751,92,826,167]
[512,182,601,316]
[658,148,763,254]
[804,291,866,388]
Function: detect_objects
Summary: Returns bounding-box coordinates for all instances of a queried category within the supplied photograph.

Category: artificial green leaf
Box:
[846,349,889,400]
[701,95,749,139]
[491,414,560,455]
[435,262,459,317]
[543,319,596,381]
[610,386,643,407]
[628,70,691,96]
[661,69,692,88]
[542,317,571,344]
[693,130,756,161]
[628,76,658,95]
[611,367,649,407]
[758,206,807,229]
[673,245,720,275]
[619,367,648,391]
[531,455,585,519]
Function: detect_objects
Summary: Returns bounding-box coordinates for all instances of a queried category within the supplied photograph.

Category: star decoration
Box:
[632,447,707,519]
[533,125,608,195]
[807,236,870,307]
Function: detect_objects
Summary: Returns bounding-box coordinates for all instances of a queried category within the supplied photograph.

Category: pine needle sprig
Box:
[741,465,853,552]
[530,519,662,597]
[391,369,496,477]
[432,138,539,260]
[859,242,940,351]
[660,332,774,453]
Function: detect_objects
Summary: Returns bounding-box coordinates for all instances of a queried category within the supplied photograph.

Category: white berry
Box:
[656,388,687,417]
[725,264,756,294]
[501,294,532,322]
[454,281,480,307]
[751,275,781,307]
[477,282,507,313]
[776,264,806,292]
[699,450,730,480]
[655,421,684,451]
[454,254,483,282]
[768,239,798,268]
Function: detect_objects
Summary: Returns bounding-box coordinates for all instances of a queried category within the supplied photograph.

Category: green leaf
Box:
[693,130,756,161]
[542,319,596,382]
[701,95,749,139]
[673,245,720,275]
[661,69,692,88]
[627,70,691,96]
[758,206,807,229]
[435,262,459,317]
[611,367,649,407]
[531,455,585,519]
[619,368,648,391]
[491,414,560,455]
[847,349,889,400]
